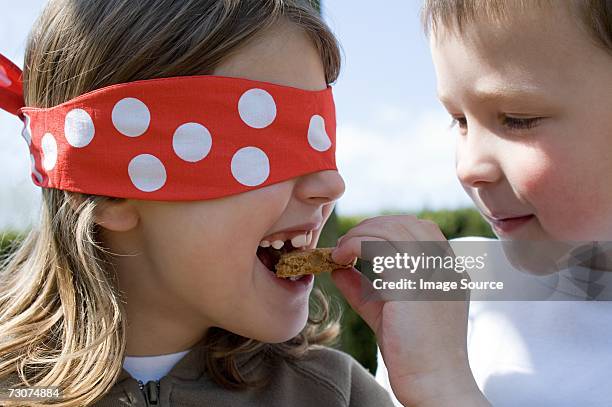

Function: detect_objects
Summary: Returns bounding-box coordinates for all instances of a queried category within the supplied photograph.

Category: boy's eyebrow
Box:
[437,84,550,106]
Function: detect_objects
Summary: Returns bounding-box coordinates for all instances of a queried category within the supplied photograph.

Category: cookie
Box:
[275,247,356,278]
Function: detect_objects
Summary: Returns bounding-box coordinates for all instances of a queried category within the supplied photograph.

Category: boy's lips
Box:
[482,213,535,234]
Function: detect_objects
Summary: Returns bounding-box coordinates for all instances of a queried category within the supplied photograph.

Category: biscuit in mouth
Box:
[256,239,301,277]
[275,248,356,278]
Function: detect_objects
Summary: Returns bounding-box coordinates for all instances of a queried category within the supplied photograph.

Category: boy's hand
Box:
[331,215,490,407]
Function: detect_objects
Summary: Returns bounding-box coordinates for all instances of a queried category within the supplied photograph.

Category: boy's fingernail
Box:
[331,250,350,264]
[331,247,344,263]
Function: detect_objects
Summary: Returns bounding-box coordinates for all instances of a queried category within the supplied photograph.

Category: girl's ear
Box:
[93,199,140,232]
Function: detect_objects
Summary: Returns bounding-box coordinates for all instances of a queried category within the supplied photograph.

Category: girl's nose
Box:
[294,170,345,205]
[455,126,502,188]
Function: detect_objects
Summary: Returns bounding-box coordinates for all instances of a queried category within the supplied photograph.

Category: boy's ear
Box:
[93,199,140,232]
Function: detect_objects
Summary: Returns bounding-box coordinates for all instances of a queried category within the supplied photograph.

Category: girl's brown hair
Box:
[421,0,612,54]
[0,0,341,405]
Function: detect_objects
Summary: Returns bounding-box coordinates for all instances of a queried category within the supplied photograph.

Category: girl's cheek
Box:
[245,183,294,216]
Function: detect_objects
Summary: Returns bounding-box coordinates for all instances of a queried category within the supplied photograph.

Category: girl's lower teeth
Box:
[289,276,302,281]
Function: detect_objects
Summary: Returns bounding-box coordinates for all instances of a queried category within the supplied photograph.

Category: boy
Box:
[373,1,612,405]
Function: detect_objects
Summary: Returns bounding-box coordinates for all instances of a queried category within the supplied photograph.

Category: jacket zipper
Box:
[137,379,160,406]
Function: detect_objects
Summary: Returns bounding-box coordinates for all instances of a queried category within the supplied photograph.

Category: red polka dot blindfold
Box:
[0,53,337,200]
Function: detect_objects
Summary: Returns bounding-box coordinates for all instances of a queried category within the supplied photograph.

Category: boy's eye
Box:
[450,117,468,131]
[449,115,543,135]
[502,116,543,130]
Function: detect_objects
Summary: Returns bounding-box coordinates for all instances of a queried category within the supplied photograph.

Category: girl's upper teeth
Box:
[259,232,311,249]
[290,233,308,248]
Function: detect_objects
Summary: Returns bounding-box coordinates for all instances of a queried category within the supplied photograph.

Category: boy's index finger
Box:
[332,236,386,264]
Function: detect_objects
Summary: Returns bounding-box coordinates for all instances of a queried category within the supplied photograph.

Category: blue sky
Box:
[0,0,473,231]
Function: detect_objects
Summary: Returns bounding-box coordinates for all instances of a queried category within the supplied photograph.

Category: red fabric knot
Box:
[0,53,25,117]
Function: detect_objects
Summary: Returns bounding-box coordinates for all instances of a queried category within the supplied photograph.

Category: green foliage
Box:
[0,229,24,261]
[417,208,495,239]
[311,0,321,12]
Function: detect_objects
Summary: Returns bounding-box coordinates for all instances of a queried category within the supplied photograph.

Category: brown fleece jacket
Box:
[91,341,396,407]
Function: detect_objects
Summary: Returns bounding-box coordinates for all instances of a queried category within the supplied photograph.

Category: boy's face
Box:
[430,5,612,240]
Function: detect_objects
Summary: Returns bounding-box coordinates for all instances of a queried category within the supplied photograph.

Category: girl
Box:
[0,1,479,406]
[0,0,399,405]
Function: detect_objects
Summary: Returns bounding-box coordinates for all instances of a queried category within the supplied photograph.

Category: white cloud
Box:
[0,112,41,231]
[335,107,474,215]
[0,0,46,232]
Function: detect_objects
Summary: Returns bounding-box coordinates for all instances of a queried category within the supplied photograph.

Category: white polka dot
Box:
[307,115,332,152]
[0,65,12,87]
[41,133,57,171]
[21,113,31,146]
[238,89,277,129]
[112,98,151,137]
[30,154,43,184]
[128,154,167,192]
[231,147,270,186]
[65,108,95,147]
[172,122,212,162]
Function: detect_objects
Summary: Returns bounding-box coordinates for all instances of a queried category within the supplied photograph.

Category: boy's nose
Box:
[294,170,345,205]
[455,128,502,188]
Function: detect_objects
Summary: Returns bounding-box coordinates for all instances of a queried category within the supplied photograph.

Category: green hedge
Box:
[0,230,24,261]
[0,208,493,375]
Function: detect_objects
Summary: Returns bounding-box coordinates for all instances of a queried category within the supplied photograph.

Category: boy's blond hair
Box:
[422,0,612,53]
[0,0,341,405]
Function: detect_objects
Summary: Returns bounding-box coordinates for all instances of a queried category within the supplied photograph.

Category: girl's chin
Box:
[245,318,309,343]
[216,308,308,343]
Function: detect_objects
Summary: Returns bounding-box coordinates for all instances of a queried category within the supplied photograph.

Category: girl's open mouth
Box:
[257,239,305,281]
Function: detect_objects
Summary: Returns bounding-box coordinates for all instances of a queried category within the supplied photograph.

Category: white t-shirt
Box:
[123,349,191,383]
[375,237,612,406]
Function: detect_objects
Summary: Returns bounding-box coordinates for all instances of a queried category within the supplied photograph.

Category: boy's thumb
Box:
[331,267,383,332]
